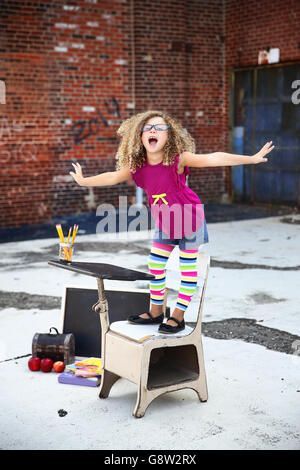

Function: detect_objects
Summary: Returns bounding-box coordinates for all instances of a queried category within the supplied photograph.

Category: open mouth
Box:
[148,137,158,147]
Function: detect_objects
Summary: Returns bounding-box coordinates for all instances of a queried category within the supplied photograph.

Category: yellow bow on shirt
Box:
[152,193,168,205]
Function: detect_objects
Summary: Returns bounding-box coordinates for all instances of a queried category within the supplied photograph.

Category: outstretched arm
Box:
[182,141,275,168]
[69,163,132,187]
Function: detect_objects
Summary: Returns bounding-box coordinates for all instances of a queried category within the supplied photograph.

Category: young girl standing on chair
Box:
[70,110,274,334]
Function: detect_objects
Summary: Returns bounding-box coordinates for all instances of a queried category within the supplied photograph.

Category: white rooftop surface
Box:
[0,215,299,450]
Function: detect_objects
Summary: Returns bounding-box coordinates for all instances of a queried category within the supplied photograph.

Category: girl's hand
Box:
[252,141,275,164]
[69,162,85,186]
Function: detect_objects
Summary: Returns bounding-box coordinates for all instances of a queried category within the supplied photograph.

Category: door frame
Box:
[228,59,300,205]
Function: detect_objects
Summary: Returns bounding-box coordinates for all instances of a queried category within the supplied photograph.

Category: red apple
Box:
[28,357,41,371]
[53,361,65,373]
[40,358,54,373]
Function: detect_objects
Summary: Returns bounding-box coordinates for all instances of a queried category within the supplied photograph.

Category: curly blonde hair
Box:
[115,110,196,173]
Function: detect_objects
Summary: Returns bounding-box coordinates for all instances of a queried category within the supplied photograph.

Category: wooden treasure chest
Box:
[32,327,75,364]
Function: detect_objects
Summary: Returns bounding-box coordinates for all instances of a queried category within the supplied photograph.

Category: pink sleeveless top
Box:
[130,154,205,239]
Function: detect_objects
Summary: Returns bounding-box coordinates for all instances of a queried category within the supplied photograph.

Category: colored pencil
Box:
[64,226,72,260]
[68,224,78,259]
[71,224,78,244]
[56,224,70,261]
[56,224,65,243]
[67,226,72,243]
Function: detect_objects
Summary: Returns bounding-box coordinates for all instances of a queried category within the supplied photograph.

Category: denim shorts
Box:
[152,219,209,250]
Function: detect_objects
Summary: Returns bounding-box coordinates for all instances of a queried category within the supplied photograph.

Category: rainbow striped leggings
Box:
[148,241,198,312]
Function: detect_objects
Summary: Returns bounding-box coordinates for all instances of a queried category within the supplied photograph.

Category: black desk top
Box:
[48,260,155,281]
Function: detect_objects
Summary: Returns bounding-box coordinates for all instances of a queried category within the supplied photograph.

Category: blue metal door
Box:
[231,63,300,206]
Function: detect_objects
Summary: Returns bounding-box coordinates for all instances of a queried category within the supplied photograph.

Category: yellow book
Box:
[66,357,102,375]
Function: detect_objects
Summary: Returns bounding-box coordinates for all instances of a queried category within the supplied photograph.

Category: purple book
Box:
[58,370,101,387]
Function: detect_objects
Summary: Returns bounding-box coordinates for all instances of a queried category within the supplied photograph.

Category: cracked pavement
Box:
[0,289,298,357]
[0,213,299,450]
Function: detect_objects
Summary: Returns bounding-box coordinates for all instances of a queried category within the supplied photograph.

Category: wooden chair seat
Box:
[109,321,194,343]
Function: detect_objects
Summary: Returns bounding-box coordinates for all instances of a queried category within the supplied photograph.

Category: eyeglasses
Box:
[141,124,170,132]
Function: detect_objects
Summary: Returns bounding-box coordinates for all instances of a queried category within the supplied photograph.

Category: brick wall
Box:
[0,0,135,228]
[1,0,299,229]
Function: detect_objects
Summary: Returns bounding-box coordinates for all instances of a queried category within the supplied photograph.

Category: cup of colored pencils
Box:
[56,224,79,262]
